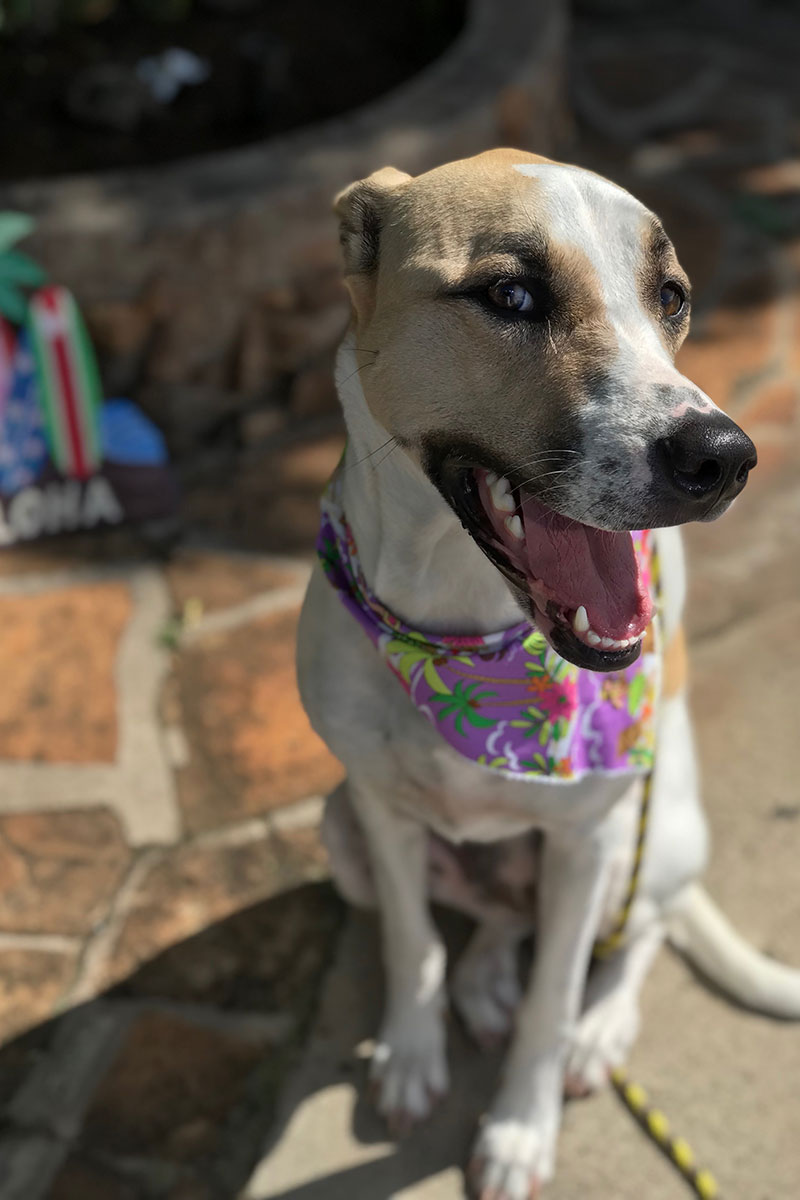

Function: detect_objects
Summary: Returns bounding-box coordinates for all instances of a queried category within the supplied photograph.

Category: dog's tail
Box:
[666,883,800,1019]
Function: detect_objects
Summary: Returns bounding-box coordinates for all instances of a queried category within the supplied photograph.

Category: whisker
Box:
[343,436,398,472]
[502,449,580,477]
[335,359,376,388]
[372,440,401,472]
[515,461,586,495]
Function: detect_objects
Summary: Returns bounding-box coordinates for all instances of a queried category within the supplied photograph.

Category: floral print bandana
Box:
[317,472,661,784]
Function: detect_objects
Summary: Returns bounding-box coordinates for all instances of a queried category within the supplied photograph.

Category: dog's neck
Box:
[336,339,523,636]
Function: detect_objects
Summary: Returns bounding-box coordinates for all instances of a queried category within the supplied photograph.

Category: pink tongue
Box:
[482,482,651,639]
[518,496,650,638]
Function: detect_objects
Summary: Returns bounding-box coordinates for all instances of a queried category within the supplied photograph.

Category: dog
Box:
[296,149,800,1199]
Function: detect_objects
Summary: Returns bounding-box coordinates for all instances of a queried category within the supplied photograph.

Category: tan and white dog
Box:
[296,149,800,1199]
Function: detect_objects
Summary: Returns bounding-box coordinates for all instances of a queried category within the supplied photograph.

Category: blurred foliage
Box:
[0,213,46,324]
[0,0,193,32]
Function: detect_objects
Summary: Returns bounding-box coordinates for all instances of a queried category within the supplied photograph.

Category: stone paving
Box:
[1,8,800,1200]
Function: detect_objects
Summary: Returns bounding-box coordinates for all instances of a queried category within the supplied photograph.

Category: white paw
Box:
[468,1115,556,1200]
[451,940,522,1049]
[370,1012,448,1136]
[564,991,640,1097]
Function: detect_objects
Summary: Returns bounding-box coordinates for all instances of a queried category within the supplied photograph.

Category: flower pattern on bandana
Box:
[317,473,661,784]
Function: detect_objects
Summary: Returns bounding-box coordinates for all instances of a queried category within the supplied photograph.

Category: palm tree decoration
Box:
[0,213,46,324]
[385,632,473,697]
[428,680,497,736]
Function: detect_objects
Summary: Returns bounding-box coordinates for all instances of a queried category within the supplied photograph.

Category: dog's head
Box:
[335,148,756,671]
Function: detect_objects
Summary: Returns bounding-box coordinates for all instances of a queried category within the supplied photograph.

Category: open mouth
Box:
[442,466,653,672]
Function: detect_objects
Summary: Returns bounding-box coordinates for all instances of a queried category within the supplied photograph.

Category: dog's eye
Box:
[660,282,685,318]
[486,279,535,313]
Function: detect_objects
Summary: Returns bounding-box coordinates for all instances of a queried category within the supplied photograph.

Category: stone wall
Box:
[0,0,568,461]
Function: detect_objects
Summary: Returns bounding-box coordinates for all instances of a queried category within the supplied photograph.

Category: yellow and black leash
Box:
[611,1068,720,1200]
[586,771,723,1198]
[585,774,722,1199]
[592,769,653,962]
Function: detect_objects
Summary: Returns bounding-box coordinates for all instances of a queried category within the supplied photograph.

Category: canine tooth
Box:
[586,630,601,646]
[573,605,589,633]
[490,476,515,513]
[485,470,499,487]
[504,513,523,540]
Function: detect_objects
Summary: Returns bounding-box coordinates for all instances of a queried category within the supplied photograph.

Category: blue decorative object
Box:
[101,397,169,466]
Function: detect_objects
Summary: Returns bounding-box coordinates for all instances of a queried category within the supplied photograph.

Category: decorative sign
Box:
[0,285,177,547]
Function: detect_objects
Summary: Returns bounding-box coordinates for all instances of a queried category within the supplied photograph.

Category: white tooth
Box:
[485,470,498,487]
[490,476,515,513]
[586,630,601,646]
[573,605,589,633]
[493,491,516,514]
[505,514,523,540]
[601,637,616,649]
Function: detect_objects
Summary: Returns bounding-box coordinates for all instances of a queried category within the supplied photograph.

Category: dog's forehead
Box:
[392,153,655,285]
[512,162,650,247]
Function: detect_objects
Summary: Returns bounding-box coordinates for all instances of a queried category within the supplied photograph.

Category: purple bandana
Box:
[317,474,661,784]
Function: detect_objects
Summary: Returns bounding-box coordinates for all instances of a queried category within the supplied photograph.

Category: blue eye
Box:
[487,279,534,313]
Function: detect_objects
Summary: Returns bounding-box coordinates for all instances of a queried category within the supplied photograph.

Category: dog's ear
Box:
[334,167,410,324]
[335,166,410,275]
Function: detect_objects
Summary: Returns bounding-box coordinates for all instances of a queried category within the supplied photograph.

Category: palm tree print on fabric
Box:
[428,680,497,736]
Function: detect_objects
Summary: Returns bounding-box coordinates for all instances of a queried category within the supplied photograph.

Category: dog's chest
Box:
[388,727,634,844]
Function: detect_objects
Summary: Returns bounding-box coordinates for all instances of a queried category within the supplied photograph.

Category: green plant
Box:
[0,213,46,323]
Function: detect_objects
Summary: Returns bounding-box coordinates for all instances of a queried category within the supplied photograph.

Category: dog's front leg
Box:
[348,777,448,1134]
[469,822,613,1199]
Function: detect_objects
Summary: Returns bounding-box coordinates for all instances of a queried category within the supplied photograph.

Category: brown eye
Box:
[660,282,685,318]
[487,279,534,313]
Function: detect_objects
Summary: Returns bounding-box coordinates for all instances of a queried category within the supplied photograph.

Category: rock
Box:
[289,362,338,420]
[235,308,275,395]
[138,383,245,458]
[239,406,286,445]
[81,1010,269,1160]
[0,583,131,763]
[0,810,130,937]
[0,949,77,1042]
[85,298,154,394]
[266,305,349,374]
[174,605,343,832]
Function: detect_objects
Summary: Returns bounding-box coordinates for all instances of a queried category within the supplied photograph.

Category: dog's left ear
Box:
[334,166,411,323]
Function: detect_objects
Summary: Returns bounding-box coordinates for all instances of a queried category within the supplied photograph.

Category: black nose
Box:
[656,413,757,505]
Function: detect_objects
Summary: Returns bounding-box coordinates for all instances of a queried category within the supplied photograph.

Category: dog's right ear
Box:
[334,167,410,322]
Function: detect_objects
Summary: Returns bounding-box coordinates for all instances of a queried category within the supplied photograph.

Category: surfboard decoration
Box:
[0,282,178,548]
[27,285,103,480]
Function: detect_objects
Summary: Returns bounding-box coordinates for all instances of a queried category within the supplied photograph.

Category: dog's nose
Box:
[656,412,757,505]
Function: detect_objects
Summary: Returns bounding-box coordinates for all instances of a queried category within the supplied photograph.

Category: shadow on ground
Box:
[0,883,349,1200]
[0,881,503,1200]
